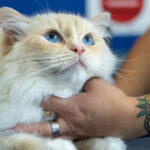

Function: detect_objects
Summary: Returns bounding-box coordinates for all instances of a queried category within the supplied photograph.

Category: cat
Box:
[0,7,126,150]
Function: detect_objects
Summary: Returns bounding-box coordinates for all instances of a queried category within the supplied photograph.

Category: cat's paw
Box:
[47,138,77,150]
[0,134,52,150]
[94,137,127,150]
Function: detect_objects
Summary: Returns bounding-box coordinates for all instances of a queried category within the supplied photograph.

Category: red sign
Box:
[102,0,144,22]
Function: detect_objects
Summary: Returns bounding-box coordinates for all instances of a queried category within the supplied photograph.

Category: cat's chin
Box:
[75,60,86,68]
[50,63,85,76]
[50,60,88,82]
[62,63,86,75]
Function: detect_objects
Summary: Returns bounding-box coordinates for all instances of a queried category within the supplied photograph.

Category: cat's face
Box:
[0,7,116,81]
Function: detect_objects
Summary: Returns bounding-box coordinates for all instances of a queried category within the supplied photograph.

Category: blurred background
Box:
[0,0,150,56]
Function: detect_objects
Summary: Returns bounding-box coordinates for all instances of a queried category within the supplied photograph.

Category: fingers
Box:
[41,94,84,113]
[12,122,52,137]
[41,96,68,113]
[11,116,73,138]
[83,77,102,91]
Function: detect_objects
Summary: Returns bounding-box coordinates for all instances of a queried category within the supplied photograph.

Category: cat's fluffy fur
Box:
[0,7,126,150]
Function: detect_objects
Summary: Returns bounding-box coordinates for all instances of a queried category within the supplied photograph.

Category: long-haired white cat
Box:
[0,7,126,150]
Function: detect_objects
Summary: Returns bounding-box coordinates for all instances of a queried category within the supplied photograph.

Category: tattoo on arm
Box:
[137,95,150,134]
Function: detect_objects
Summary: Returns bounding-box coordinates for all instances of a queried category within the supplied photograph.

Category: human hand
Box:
[12,78,146,139]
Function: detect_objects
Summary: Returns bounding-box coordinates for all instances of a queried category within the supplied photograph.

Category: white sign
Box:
[86,0,150,35]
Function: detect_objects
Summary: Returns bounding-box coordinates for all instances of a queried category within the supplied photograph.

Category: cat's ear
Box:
[0,7,30,42]
[91,12,111,29]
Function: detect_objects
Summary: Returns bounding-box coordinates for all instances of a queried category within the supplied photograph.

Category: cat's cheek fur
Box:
[81,46,117,83]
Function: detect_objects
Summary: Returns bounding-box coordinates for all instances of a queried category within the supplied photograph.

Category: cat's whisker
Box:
[33,0,46,12]
[115,73,130,85]
[116,57,139,62]
[95,65,129,84]
[44,0,50,11]
[7,62,59,85]
[3,71,34,86]
[8,58,77,85]
[32,65,57,75]
[13,58,49,64]
[101,63,148,72]
[1,46,51,54]
[13,56,72,65]
[87,58,150,73]
[97,64,148,85]
[2,45,72,56]
[117,68,149,73]
[2,63,48,85]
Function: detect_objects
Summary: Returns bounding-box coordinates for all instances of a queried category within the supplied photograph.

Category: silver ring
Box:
[50,121,60,136]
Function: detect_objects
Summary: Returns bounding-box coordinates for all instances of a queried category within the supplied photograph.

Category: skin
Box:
[116,29,150,97]
[12,29,150,139]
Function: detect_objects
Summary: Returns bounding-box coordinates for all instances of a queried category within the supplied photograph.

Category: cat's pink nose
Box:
[71,45,85,55]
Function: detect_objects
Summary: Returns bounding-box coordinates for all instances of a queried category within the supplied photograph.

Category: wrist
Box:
[115,95,147,139]
[127,96,147,139]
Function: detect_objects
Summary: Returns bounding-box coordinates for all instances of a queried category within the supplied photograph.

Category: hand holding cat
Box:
[12,78,146,139]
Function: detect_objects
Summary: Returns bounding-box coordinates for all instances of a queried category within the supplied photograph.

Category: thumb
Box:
[41,96,69,113]
[83,77,102,92]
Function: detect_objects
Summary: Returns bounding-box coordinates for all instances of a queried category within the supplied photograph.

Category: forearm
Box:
[115,29,150,97]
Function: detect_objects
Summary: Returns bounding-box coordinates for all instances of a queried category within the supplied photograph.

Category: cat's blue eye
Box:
[45,31,61,43]
[82,34,94,46]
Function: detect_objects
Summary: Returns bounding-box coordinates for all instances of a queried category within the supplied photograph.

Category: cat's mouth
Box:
[52,58,87,75]
[75,60,85,66]
[69,57,86,69]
